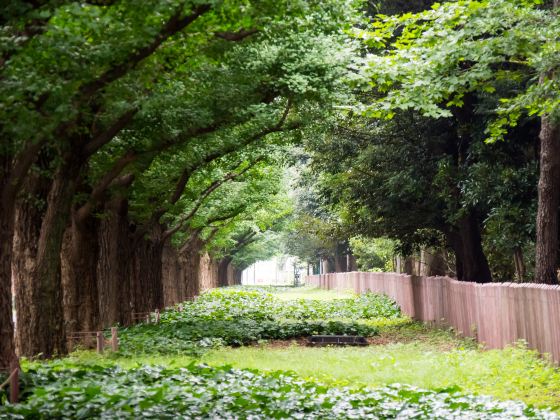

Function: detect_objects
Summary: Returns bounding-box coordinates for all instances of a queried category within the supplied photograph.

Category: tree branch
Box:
[169,169,190,205]
[76,3,211,102]
[214,28,258,41]
[75,150,137,222]
[82,107,139,156]
[162,158,260,242]
[1,138,47,204]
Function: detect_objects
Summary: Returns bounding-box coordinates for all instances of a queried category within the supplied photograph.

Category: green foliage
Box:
[358,0,560,137]
[349,236,396,271]
[167,287,402,321]
[116,288,402,356]
[2,363,555,418]
[1,0,365,273]
[282,163,352,266]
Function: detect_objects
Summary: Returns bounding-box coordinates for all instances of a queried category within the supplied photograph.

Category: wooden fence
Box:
[306,272,560,363]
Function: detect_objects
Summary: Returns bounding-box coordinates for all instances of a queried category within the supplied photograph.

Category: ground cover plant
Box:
[116,287,404,356]
[1,363,557,419]
[2,287,560,417]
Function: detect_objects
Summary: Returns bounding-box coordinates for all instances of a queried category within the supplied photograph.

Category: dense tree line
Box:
[292,0,560,284]
[0,0,359,370]
[2,0,560,374]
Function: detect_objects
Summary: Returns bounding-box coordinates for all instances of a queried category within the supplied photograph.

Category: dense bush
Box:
[1,364,555,419]
[162,288,402,322]
[118,288,401,356]
[118,319,381,356]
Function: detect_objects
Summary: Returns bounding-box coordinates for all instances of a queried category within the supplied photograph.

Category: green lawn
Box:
[271,285,355,300]
[198,333,560,410]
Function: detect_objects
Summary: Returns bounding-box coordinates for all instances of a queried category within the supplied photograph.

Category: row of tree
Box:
[3,0,560,373]
[0,0,359,370]
[289,0,560,285]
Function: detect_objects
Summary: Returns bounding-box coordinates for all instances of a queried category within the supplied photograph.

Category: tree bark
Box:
[403,257,414,275]
[421,248,446,276]
[218,257,233,287]
[334,255,345,273]
[321,258,330,275]
[199,253,219,290]
[162,244,183,306]
[455,211,492,283]
[97,197,132,327]
[513,246,526,282]
[129,226,164,313]
[12,168,51,357]
[0,156,19,370]
[535,116,560,284]
[161,237,203,306]
[179,236,204,298]
[60,212,99,337]
[232,267,242,285]
[14,161,81,357]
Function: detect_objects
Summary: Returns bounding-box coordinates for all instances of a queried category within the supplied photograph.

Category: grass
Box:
[199,338,560,410]
[271,285,355,301]
[50,322,560,411]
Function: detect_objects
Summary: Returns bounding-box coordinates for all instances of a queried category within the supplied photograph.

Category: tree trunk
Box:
[162,237,203,306]
[179,237,203,298]
[14,161,80,357]
[403,256,414,275]
[97,197,132,327]
[456,211,492,283]
[421,248,446,276]
[535,115,560,284]
[0,157,18,370]
[13,171,51,357]
[129,226,164,313]
[218,257,233,287]
[60,212,99,337]
[321,258,330,274]
[513,246,526,282]
[162,244,183,306]
[232,267,242,285]
[334,255,346,273]
[199,253,219,290]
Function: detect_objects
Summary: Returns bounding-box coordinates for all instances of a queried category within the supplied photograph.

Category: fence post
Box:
[111,327,118,352]
[96,331,104,354]
[9,368,19,404]
[155,309,160,324]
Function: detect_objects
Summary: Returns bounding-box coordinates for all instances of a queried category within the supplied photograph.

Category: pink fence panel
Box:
[304,272,560,364]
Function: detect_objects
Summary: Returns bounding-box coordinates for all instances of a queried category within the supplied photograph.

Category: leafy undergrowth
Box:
[165,287,402,321]
[117,288,405,356]
[1,363,557,419]
[5,287,559,416]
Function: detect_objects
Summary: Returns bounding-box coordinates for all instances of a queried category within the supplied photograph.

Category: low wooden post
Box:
[146,313,151,324]
[155,309,160,324]
[96,331,104,354]
[178,304,183,312]
[9,368,19,404]
[111,327,118,352]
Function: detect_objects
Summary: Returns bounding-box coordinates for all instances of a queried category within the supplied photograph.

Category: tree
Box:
[357,0,560,282]
[1,0,363,365]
